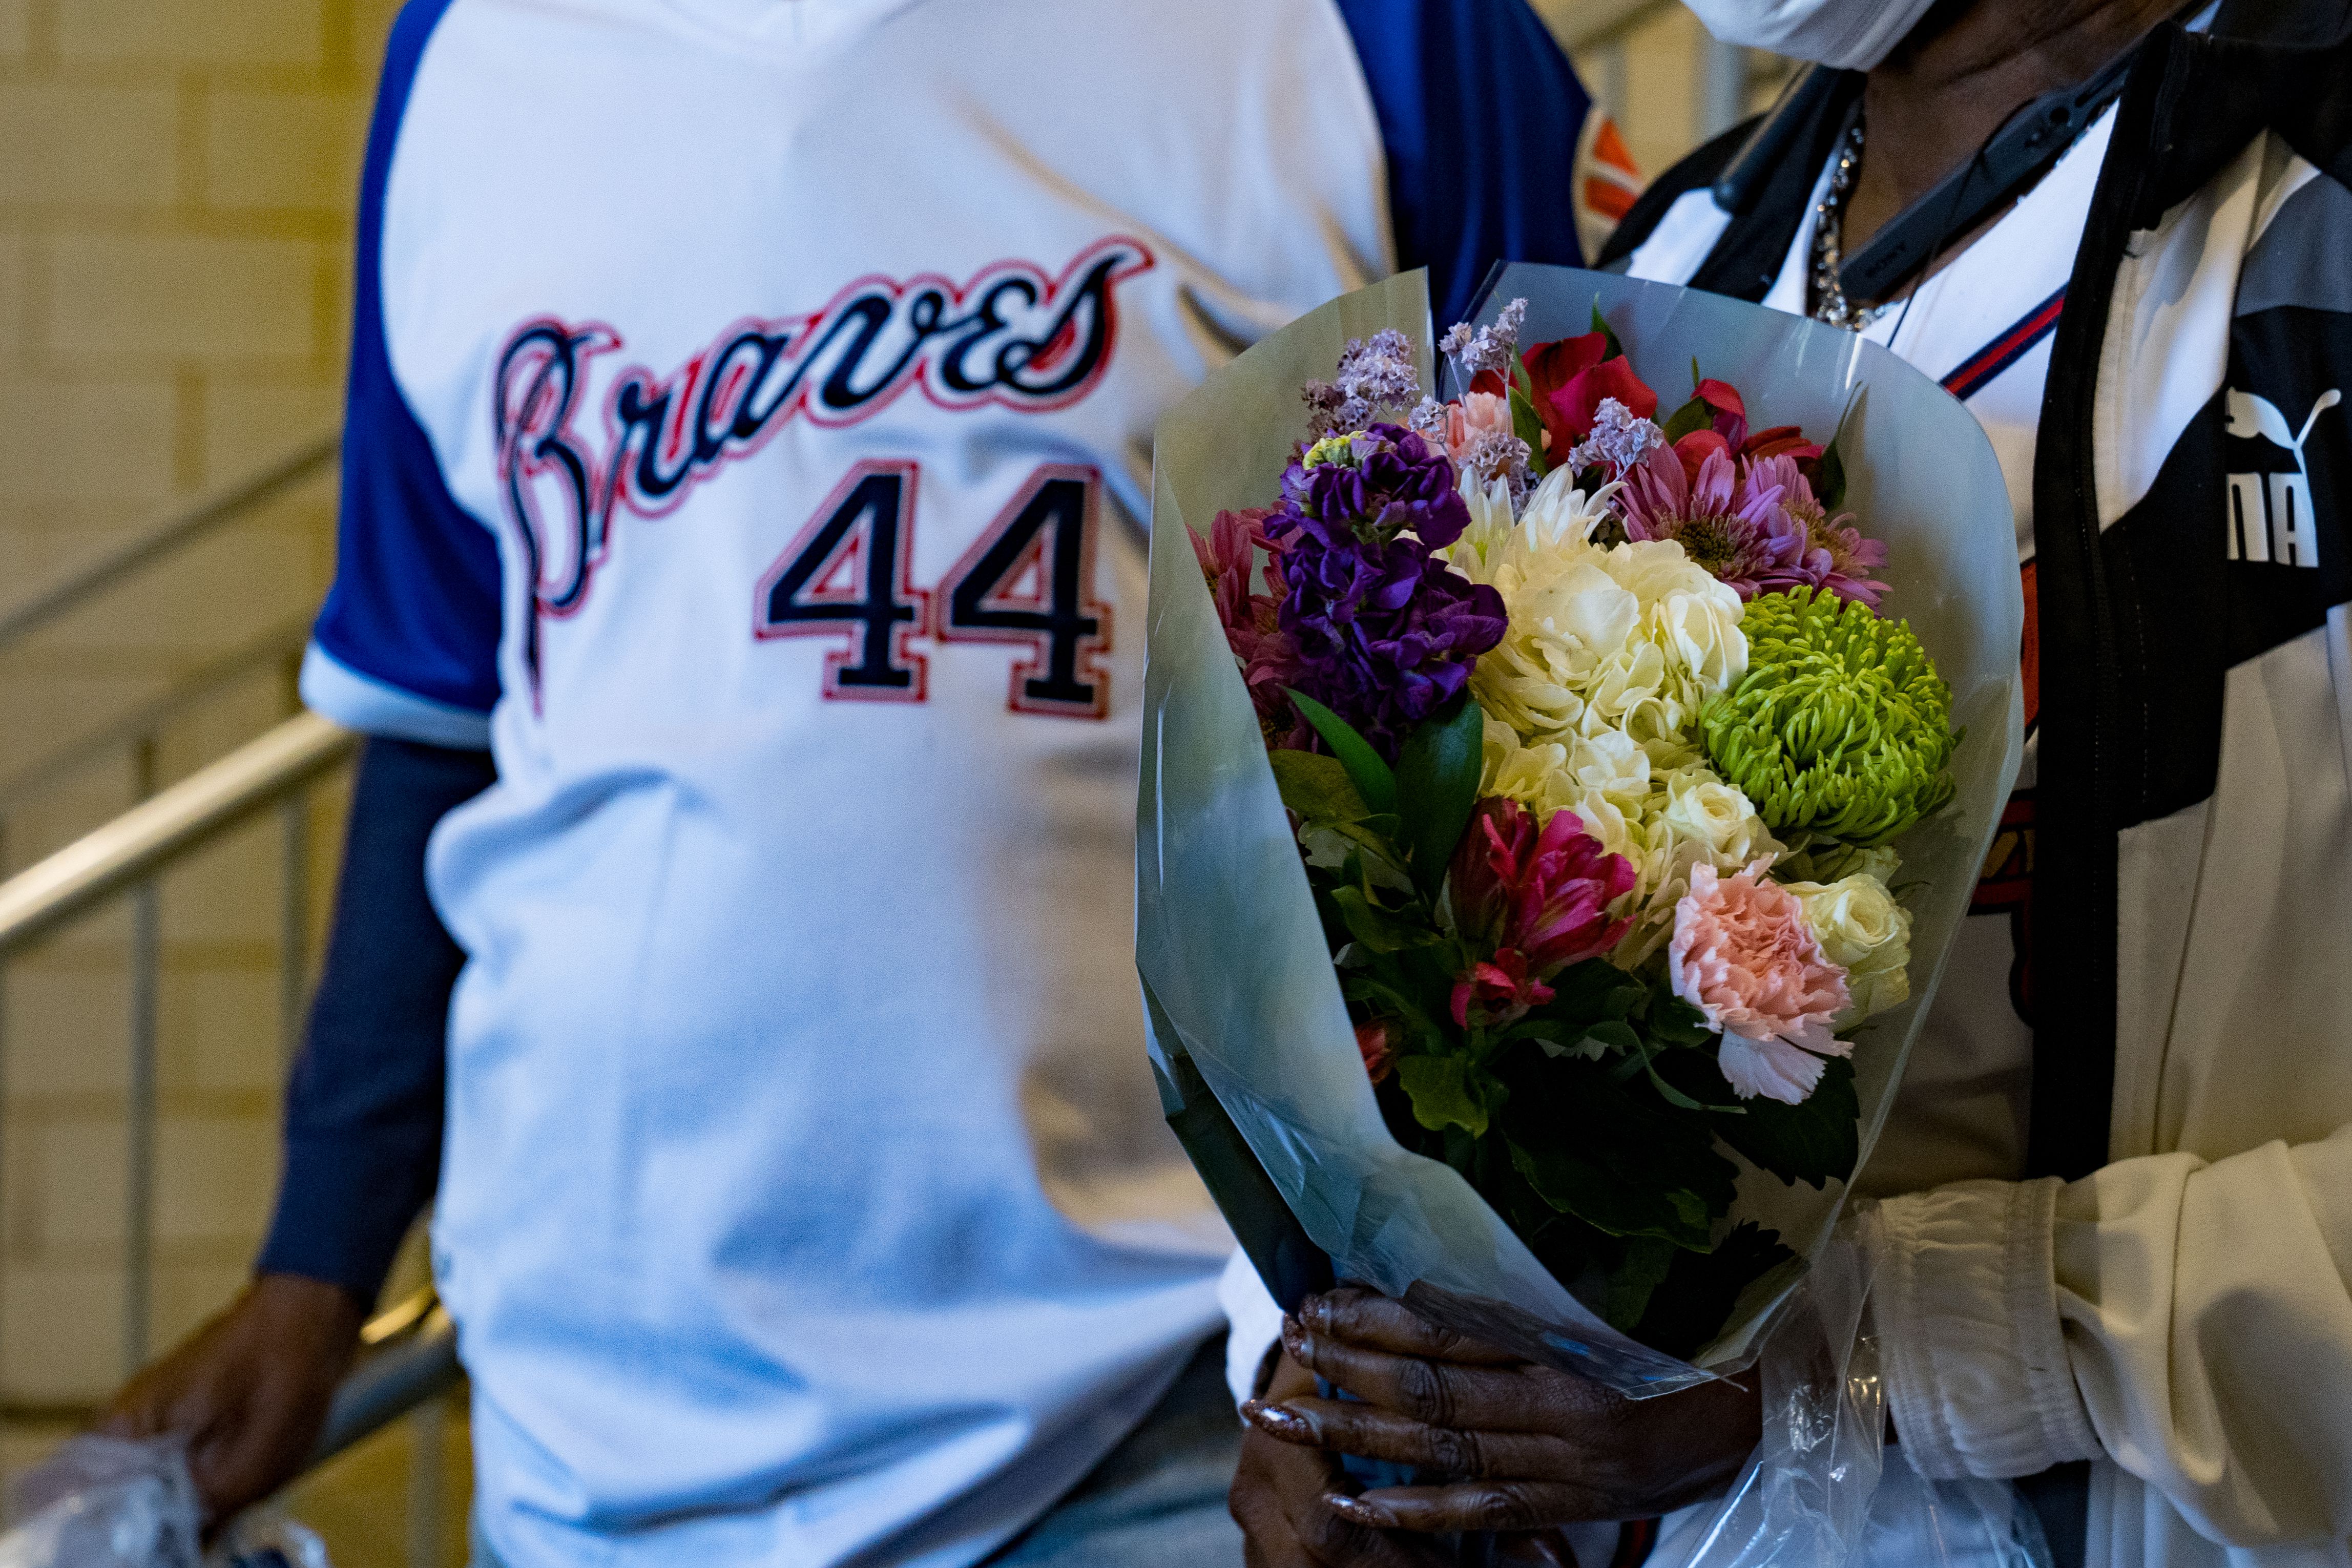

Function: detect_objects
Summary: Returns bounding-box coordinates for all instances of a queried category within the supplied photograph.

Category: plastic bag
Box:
[0,1435,333,1568]
[1661,1234,2052,1568]
[1673,1235,1886,1567]
[2,1435,200,1568]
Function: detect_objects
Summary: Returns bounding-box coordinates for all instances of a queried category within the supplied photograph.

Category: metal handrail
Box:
[311,1295,464,1470]
[0,712,356,956]
[0,618,310,816]
[0,433,338,655]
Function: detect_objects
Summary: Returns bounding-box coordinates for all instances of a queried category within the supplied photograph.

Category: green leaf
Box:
[1579,1019,1642,1057]
[1393,699,1486,901]
[1660,394,1713,445]
[1342,974,1448,1052]
[1712,1055,1861,1189]
[1268,750,1369,826]
[1645,989,1717,1049]
[1589,298,1625,363]
[1630,1222,1796,1359]
[1690,356,1704,393]
[1603,1236,1680,1332]
[1641,1058,1725,1113]
[1509,383,1550,477]
[1815,441,1847,513]
[1285,688,1397,817]
[1817,387,1861,512]
[1329,886,1427,955]
[1506,1136,1713,1249]
[1398,1055,1496,1138]
[1535,958,1641,1026]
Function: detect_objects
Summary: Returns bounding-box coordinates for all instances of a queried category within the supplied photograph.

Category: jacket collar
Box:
[2126,2,2352,226]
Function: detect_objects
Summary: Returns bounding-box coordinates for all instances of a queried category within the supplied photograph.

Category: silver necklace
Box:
[1809,117,1888,332]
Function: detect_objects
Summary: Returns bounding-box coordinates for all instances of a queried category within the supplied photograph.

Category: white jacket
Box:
[1602,7,2352,1563]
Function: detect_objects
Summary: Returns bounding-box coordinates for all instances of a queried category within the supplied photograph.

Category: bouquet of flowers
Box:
[1139,268,2023,1390]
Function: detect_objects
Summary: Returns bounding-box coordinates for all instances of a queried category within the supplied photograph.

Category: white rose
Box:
[1788,873,1914,1023]
[1658,770,1779,866]
[1653,583,1749,699]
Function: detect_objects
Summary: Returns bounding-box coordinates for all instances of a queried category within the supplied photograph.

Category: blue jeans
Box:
[982,1335,1244,1568]
[468,1337,1244,1568]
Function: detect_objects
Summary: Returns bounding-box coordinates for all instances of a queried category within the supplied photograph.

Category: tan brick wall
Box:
[0,0,396,1407]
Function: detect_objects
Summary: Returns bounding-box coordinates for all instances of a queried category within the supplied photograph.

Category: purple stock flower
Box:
[1265,424,1506,757]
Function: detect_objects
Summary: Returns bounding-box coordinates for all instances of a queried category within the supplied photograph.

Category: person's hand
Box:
[1233,1339,1591,1565]
[1231,1348,1462,1567]
[97,1273,367,1529]
[1240,1285,1762,1535]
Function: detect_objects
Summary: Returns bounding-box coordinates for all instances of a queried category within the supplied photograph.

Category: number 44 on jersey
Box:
[755,461,1113,719]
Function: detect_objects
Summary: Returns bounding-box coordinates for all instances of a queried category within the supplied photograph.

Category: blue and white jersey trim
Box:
[302,641,493,749]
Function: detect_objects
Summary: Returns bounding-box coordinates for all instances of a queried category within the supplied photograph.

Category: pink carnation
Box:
[1439,391,1514,466]
[1669,860,1853,1104]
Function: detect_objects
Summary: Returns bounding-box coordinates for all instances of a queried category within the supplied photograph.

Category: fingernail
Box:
[1280,1316,1313,1360]
[1299,1293,1330,1332]
[1324,1493,1398,1528]
[1240,1399,1315,1441]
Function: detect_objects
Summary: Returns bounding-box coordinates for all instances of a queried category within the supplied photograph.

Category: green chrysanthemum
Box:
[1702,589,1958,846]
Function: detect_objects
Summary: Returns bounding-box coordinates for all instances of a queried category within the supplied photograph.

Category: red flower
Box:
[1520,333,1657,457]
[1449,798,1636,981]
[1741,424,1825,467]
[1691,378,1750,449]
[1522,333,1607,418]
[1672,429,1731,485]
[1191,508,1310,747]
[1450,947,1555,1030]
[1549,358,1658,453]
[1355,1018,1399,1084]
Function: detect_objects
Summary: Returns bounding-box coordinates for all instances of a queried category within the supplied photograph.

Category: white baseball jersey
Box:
[301,1,1615,1563]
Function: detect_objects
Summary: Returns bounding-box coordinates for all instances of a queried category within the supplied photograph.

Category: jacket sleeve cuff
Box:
[1860,1177,2104,1480]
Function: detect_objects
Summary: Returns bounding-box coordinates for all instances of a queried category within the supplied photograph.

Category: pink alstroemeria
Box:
[1191,507,1310,746]
[1437,391,1514,467]
[1447,800,1635,1027]
[1451,947,1555,1029]
[1355,1018,1400,1084]
[1669,861,1854,1104]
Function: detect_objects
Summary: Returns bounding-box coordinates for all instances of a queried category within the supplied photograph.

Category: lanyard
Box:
[1712,43,2136,306]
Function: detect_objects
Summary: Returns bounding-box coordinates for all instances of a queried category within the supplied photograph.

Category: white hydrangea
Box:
[1447,468,1746,767]
[1483,719,1783,960]
[1451,466,1773,960]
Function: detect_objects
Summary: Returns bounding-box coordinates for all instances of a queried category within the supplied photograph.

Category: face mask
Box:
[1680,0,1943,70]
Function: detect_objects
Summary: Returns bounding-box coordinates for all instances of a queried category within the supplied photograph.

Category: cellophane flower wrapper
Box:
[1137,266,2023,1393]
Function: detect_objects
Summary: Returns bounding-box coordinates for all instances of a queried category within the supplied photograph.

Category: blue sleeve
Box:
[1332,0,1597,329]
[256,737,494,1302]
[306,0,503,750]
